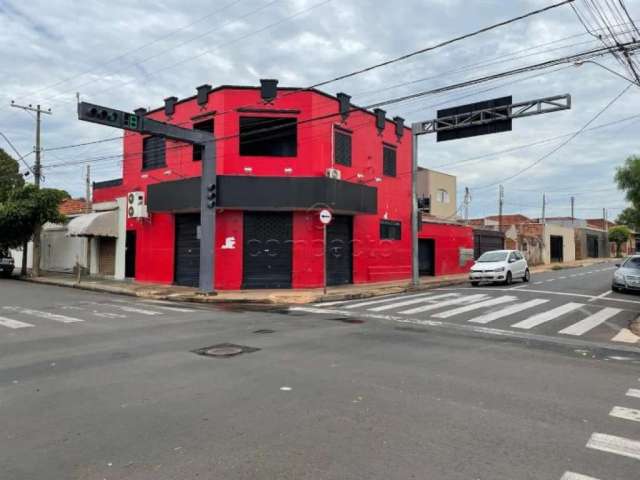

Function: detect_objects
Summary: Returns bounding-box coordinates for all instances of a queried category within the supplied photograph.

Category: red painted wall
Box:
[92,86,413,289]
[419,222,474,276]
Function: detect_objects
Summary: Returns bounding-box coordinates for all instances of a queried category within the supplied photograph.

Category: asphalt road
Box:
[1,270,639,480]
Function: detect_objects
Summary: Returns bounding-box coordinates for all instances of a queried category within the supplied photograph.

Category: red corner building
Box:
[92,81,412,289]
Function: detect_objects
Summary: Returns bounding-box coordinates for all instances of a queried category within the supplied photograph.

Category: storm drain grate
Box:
[192,343,260,358]
[253,329,275,334]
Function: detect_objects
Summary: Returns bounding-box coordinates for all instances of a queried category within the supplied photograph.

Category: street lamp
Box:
[573,59,639,86]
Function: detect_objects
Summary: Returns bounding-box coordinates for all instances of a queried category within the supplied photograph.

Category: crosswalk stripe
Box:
[560,472,600,480]
[558,307,622,336]
[432,296,517,319]
[511,302,584,330]
[345,293,433,309]
[468,299,550,324]
[609,406,640,423]
[102,304,163,316]
[627,388,640,399]
[611,328,640,343]
[0,315,34,329]
[399,294,488,315]
[2,306,83,323]
[311,300,353,307]
[586,432,640,460]
[368,294,458,312]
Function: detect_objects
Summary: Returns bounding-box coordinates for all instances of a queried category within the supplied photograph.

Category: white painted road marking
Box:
[468,299,550,324]
[102,304,163,316]
[0,315,34,329]
[534,281,543,285]
[511,303,584,330]
[368,294,458,312]
[611,328,640,344]
[345,293,433,309]
[433,296,516,319]
[586,432,640,460]
[560,472,600,480]
[627,388,640,399]
[400,294,488,315]
[142,304,196,313]
[610,406,640,423]
[558,307,622,336]
[2,306,83,323]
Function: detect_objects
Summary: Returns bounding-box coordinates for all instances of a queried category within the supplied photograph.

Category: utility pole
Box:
[498,185,504,231]
[10,102,52,278]
[570,196,575,223]
[463,187,471,224]
[85,165,91,212]
[541,193,546,223]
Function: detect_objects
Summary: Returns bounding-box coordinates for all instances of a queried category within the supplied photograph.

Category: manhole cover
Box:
[192,343,260,358]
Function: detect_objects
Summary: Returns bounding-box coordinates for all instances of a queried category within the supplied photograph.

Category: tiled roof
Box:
[484,214,533,225]
[59,198,89,216]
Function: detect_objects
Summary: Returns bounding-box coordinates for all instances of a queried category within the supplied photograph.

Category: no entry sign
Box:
[319,209,332,225]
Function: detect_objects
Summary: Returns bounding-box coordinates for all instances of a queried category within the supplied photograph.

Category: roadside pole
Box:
[319,209,332,295]
[411,126,419,287]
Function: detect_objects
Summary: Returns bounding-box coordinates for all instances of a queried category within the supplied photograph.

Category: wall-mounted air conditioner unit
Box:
[127,191,148,219]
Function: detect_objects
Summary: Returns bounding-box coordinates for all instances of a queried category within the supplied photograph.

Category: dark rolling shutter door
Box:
[419,239,435,276]
[174,214,200,287]
[326,215,353,286]
[243,212,293,289]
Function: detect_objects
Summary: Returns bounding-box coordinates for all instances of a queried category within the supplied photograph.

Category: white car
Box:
[469,250,530,286]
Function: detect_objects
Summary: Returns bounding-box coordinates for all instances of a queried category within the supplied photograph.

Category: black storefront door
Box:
[326,215,353,286]
[125,230,136,278]
[174,213,200,287]
[419,239,435,276]
[550,235,564,263]
[243,212,293,289]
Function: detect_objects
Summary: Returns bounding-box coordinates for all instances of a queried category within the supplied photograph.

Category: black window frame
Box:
[142,135,166,171]
[192,118,214,161]
[383,144,397,177]
[380,220,402,240]
[239,115,298,157]
[333,127,352,167]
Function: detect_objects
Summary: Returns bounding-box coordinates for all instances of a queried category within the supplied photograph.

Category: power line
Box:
[472,82,634,190]
[0,131,34,175]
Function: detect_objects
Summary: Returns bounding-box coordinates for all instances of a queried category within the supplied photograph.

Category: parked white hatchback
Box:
[469,250,530,286]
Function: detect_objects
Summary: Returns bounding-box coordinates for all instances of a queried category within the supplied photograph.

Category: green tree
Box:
[615,155,640,207]
[608,225,631,257]
[616,207,640,231]
[0,150,69,252]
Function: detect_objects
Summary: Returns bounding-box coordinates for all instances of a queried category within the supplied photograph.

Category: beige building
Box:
[417,168,457,220]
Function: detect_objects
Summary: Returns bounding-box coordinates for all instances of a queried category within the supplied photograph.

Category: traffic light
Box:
[77,102,141,131]
[206,182,217,209]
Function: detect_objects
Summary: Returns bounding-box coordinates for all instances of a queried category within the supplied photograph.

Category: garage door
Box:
[174,213,200,287]
[99,238,116,276]
[243,212,292,289]
[326,215,353,286]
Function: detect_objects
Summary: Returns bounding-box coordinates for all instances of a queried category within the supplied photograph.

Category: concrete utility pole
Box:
[570,196,575,222]
[10,102,52,277]
[498,185,504,231]
[463,187,471,224]
[411,131,419,287]
[85,165,91,212]
[541,193,547,223]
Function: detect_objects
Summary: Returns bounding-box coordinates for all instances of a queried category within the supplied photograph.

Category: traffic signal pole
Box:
[78,101,216,293]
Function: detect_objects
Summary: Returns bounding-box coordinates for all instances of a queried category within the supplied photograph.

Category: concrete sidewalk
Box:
[22,258,613,305]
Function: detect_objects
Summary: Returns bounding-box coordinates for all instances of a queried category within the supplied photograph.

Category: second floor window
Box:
[142,135,166,170]
[192,119,214,161]
[437,188,450,204]
[334,128,352,166]
[239,116,297,157]
[383,145,397,177]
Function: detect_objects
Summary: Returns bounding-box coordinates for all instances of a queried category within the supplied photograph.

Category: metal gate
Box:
[125,230,136,278]
[98,238,116,276]
[174,213,200,287]
[586,234,599,258]
[419,239,435,276]
[243,212,293,289]
[473,229,504,259]
[550,235,564,263]
[326,215,353,286]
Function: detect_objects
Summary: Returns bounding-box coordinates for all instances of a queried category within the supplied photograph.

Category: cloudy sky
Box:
[1,0,639,221]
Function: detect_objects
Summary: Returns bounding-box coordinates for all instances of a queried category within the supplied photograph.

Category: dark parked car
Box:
[0,249,15,277]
